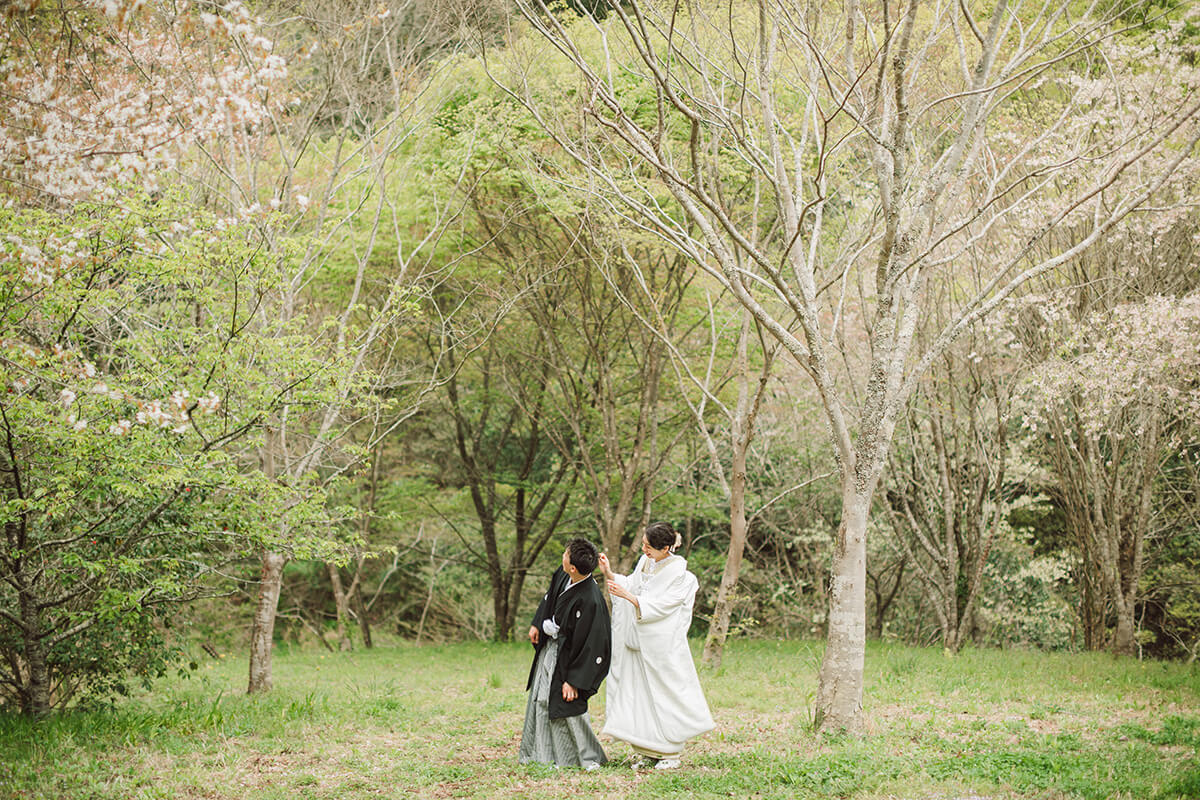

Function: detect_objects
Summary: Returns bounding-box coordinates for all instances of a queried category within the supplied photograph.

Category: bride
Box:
[599,521,715,770]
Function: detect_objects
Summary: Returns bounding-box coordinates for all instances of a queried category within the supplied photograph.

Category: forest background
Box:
[1,0,1199,737]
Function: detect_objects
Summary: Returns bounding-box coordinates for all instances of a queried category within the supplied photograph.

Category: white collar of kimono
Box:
[563,573,589,591]
[641,553,680,573]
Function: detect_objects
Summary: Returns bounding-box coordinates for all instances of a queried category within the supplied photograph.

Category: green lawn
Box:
[1,640,1197,799]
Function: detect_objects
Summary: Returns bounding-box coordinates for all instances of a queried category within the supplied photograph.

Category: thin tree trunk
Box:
[701,309,773,669]
[327,562,352,651]
[17,579,50,716]
[701,310,758,668]
[352,561,373,649]
[248,550,287,694]
[701,451,747,670]
[869,553,907,639]
[353,445,381,649]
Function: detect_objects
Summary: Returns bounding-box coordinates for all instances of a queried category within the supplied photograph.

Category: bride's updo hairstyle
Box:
[644,521,678,553]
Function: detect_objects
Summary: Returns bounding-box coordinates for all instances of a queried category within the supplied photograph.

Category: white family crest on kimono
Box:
[602,552,714,758]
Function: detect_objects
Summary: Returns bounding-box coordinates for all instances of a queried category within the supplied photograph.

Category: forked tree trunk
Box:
[248,550,287,694]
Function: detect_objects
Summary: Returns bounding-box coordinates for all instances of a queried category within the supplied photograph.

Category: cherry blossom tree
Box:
[0,0,466,701]
[0,0,328,715]
[0,192,348,714]
[1014,288,1200,655]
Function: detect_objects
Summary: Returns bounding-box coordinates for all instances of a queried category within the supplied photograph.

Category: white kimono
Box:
[602,553,715,757]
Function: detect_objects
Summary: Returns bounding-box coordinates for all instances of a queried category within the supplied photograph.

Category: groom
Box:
[518,537,611,770]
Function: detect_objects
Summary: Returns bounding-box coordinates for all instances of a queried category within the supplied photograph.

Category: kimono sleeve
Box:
[636,569,698,624]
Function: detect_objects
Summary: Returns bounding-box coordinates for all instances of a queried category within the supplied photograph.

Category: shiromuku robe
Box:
[518,568,611,769]
[602,554,715,757]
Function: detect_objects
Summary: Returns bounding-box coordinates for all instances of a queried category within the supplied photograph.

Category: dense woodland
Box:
[1,0,1198,733]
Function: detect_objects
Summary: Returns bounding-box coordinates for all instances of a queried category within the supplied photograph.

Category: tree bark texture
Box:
[16,577,50,716]
[814,496,870,734]
[247,550,287,694]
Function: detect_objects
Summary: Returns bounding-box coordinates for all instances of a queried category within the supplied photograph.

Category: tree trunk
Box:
[814,492,870,734]
[701,309,771,670]
[248,550,287,694]
[701,440,748,670]
[352,566,373,649]
[944,615,963,653]
[327,562,352,651]
[1111,600,1136,656]
[868,553,906,640]
[1080,570,1103,651]
[491,568,514,642]
[354,446,380,650]
[17,581,50,716]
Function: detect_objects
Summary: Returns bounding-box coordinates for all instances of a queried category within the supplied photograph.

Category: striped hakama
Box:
[518,638,607,769]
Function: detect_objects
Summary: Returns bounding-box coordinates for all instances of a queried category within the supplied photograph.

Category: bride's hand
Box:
[607,580,633,604]
[598,552,612,578]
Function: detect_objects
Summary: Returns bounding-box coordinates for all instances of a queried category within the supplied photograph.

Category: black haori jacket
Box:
[526,568,612,719]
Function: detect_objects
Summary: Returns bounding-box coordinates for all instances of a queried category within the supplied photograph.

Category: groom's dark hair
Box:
[566,538,599,575]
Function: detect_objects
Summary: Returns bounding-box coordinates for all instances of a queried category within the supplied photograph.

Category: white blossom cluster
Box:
[1015,292,1200,440]
[0,1,292,204]
[988,9,1200,256]
[4,337,222,437]
[2,233,90,287]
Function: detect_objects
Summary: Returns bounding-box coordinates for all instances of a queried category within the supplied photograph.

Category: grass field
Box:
[1,639,1198,799]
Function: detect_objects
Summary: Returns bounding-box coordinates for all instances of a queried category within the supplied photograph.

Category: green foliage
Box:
[0,192,342,713]
[1119,715,1200,748]
[1143,520,1200,660]
[978,534,1077,651]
